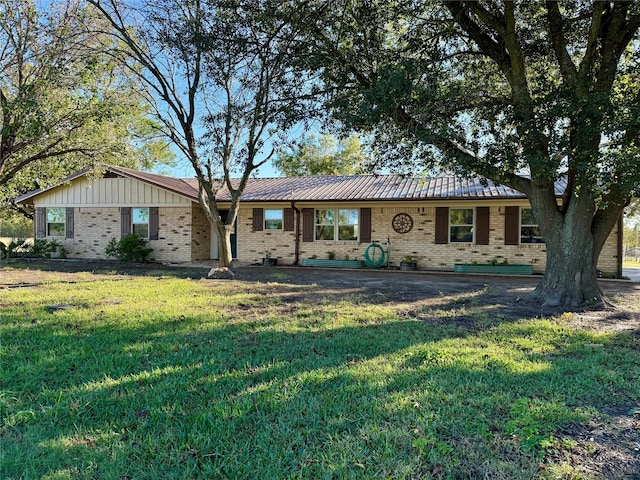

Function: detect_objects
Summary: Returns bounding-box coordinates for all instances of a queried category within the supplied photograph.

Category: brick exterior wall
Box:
[598,218,621,275]
[237,206,298,264]
[40,202,621,275]
[151,207,193,263]
[191,206,211,262]
[236,204,621,275]
[368,206,552,273]
[44,206,194,263]
[59,207,121,259]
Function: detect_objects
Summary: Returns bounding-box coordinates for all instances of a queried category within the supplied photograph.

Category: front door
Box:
[210,211,237,259]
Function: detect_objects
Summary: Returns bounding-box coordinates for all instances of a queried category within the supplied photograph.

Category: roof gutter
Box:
[291,201,301,265]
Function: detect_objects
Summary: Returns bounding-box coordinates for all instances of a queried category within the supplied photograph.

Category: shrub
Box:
[105,234,153,262]
[27,239,62,258]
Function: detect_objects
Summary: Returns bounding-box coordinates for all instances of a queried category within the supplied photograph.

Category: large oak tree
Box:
[300,0,640,307]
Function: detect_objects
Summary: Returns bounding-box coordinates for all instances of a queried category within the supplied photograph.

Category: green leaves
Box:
[273,133,366,176]
[0,0,173,205]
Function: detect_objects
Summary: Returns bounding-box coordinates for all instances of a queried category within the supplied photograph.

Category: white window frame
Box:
[46,208,65,237]
[264,209,283,230]
[314,208,360,242]
[337,209,359,241]
[449,208,474,243]
[315,209,336,241]
[520,207,544,244]
[132,208,150,239]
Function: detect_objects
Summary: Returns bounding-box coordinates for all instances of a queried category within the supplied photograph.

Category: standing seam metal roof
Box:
[16,165,566,204]
[180,174,556,201]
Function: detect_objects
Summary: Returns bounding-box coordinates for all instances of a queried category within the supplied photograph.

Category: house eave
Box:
[15,165,200,205]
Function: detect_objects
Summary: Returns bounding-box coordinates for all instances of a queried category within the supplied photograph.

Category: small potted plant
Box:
[262,250,277,266]
[400,255,417,271]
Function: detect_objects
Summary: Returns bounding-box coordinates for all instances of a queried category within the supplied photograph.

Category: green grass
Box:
[1,267,639,479]
[623,259,640,268]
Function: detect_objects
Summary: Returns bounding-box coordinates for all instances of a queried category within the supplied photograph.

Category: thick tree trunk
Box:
[528,184,611,308]
[532,231,602,308]
[216,222,233,269]
[207,213,235,279]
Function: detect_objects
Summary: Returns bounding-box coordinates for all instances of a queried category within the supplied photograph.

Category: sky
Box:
[164,157,280,179]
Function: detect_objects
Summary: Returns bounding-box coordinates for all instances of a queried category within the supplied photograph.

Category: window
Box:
[315,209,360,241]
[315,209,335,240]
[132,208,149,238]
[338,209,359,241]
[450,208,474,242]
[520,208,544,244]
[264,209,283,230]
[46,208,65,236]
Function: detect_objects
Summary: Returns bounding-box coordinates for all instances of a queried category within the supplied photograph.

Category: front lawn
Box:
[1,264,639,479]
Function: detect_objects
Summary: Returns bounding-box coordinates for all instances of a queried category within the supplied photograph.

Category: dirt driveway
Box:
[2,259,638,327]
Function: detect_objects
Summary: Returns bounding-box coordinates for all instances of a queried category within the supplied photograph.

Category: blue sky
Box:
[164,157,280,179]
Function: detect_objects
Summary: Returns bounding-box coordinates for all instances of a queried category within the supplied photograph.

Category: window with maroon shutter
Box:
[435,207,449,244]
[252,208,264,231]
[360,208,371,243]
[476,207,489,245]
[302,208,314,242]
[504,206,519,245]
[264,209,284,230]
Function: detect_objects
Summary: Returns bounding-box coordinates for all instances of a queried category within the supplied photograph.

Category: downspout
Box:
[291,201,301,265]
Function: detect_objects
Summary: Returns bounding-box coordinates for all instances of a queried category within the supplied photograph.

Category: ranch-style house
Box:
[15,165,623,276]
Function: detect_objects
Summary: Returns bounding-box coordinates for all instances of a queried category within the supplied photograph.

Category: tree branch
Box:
[546,1,578,89]
[445,2,509,70]
[594,2,639,93]
[389,103,531,194]
[0,144,98,188]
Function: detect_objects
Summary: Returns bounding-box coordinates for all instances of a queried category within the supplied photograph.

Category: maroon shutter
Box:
[302,208,314,242]
[360,208,371,243]
[504,206,520,245]
[283,208,294,231]
[435,207,449,244]
[149,207,159,240]
[65,208,74,239]
[36,207,46,238]
[252,208,263,231]
[476,207,489,245]
[121,207,131,237]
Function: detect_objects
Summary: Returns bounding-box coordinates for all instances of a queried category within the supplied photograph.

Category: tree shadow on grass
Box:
[1,258,212,279]
[2,275,639,479]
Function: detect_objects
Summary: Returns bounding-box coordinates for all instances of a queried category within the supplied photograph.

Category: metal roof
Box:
[16,165,566,204]
[185,175,558,202]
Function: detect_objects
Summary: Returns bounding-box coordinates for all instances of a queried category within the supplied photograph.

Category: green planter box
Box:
[301,258,365,269]
[454,264,533,275]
